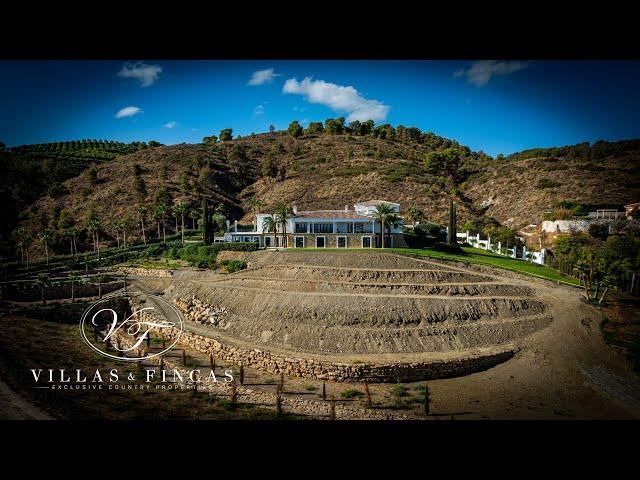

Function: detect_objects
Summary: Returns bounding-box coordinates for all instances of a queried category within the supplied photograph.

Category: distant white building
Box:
[225,200,406,248]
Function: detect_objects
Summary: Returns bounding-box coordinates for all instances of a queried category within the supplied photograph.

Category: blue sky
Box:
[1,60,639,156]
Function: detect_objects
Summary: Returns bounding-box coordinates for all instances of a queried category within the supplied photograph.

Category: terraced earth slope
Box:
[148,251,555,380]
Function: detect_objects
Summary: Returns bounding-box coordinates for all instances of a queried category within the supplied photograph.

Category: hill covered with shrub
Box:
[3,122,639,261]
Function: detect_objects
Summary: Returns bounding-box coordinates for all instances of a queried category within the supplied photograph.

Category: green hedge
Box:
[169,242,257,268]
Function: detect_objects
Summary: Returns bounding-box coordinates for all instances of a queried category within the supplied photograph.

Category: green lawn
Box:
[286,246,579,286]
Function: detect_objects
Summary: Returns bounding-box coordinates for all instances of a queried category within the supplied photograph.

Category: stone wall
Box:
[163,295,516,383]
[120,267,173,277]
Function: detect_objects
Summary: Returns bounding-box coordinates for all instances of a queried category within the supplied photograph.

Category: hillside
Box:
[0,140,156,254]
[4,130,640,259]
[464,140,640,227]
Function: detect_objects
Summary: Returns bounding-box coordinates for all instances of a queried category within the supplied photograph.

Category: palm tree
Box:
[385,213,403,240]
[88,218,101,254]
[94,273,106,299]
[156,203,168,243]
[36,273,51,306]
[248,196,265,230]
[262,216,278,247]
[12,227,26,263]
[137,206,148,245]
[274,203,293,248]
[172,203,180,232]
[189,208,199,230]
[174,201,188,245]
[39,230,51,265]
[373,203,393,248]
[121,216,133,248]
[67,226,79,259]
[111,221,122,249]
[406,207,424,226]
[67,272,80,303]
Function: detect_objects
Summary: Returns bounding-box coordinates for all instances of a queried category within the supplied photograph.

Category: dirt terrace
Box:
[144,251,549,368]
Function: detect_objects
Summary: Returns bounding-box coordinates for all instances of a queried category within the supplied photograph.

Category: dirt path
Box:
[0,378,54,420]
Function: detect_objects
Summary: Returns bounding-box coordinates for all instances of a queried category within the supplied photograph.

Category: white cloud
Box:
[247,68,280,86]
[164,121,177,128]
[253,104,265,115]
[283,77,390,122]
[454,60,529,87]
[117,62,163,87]
[115,106,142,119]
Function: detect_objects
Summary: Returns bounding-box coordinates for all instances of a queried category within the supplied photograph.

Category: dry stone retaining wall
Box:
[121,267,173,277]
[160,296,516,383]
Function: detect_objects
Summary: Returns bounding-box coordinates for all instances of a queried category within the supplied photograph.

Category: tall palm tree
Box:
[172,203,180,232]
[156,203,168,243]
[189,208,199,230]
[36,273,51,306]
[262,216,278,247]
[174,201,188,245]
[12,227,26,263]
[88,218,101,254]
[38,230,51,265]
[137,206,148,245]
[274,203,293,248]
[121,216,133,248]
[68,226,79,259]
[373,203,393,248]
[111,221,122,249]
[248,196,265,230]
[94,273,106,299]
[68,272,80,303]
[385,213,402,238]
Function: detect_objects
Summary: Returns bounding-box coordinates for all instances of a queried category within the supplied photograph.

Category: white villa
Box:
[221,200,406,248]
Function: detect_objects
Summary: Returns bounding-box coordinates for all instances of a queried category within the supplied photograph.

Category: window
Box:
[337,236,347,248]
[316,236,326,248]
[295,236,304,248]
[232,236,241,242]
[243,236,251,242]
[264,237,272,247]
[252,236,260,243]
[336,222,353,233]
[354,222,373,233]
[295,222,308,233]
[362,236,372,248]
[313,223,333,234]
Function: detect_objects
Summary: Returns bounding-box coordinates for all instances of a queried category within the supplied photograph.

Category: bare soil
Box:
[134,250,640,419]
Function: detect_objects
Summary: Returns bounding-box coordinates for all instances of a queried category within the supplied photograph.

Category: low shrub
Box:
[433,242,464,254]
[391,385,408,397]
[340,389,364,399]
[219,260,247,273]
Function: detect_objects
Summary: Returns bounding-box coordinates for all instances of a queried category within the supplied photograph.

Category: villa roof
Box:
[294,210,370,219]
[355,199,399,207]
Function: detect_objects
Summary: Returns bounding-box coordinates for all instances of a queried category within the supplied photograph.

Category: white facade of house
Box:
[224,200,404,248]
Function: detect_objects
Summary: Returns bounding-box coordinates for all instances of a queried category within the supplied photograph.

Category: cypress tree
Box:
[448,200,457,245]
[202,196,212,245]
